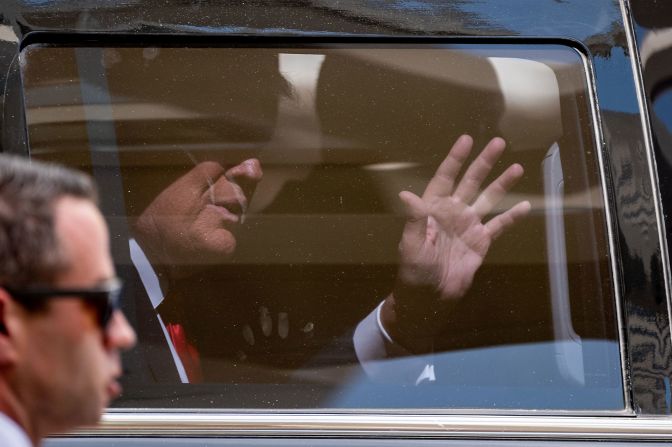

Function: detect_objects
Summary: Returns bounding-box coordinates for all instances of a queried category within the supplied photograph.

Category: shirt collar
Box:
[0,412,31,447]
[129,239,164,309]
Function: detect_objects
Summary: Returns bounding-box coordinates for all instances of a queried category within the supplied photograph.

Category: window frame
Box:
[19,33,629,413]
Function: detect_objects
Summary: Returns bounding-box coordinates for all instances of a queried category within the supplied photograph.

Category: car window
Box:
[21,41,624,410]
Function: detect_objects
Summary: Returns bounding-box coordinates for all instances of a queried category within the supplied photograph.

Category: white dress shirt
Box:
[129,239,189,383]
[354,302,436,385]
[0,412,31,447]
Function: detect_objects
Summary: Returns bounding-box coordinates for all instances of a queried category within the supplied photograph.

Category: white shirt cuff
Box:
[353,301,436,384]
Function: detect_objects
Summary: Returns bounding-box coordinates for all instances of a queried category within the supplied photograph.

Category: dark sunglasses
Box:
[4,278,123,329]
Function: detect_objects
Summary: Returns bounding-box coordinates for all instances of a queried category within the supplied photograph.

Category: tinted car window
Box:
[21,42,624,410]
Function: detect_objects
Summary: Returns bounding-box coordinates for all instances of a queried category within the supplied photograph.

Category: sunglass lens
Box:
[101,287,122,328]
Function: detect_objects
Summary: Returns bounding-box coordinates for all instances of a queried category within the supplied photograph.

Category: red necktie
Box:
[166,322,203,383]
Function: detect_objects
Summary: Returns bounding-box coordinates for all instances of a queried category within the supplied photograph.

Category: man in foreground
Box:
[0,155,136,446]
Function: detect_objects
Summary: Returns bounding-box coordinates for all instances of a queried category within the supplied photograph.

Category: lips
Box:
[206,178,248,223]
[208,190,247,223]
[215,197,245,215]
[207,203,241,223]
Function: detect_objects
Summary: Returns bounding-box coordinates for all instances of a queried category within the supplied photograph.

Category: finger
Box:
[453,137,506,203]
[472,163,525,218]
[422,134,473,200]
[484,200,531,240]
[399,190,428,243]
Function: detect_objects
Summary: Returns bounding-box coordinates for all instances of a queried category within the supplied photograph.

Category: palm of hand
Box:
[399,198,491,302]
[385,135,531,351]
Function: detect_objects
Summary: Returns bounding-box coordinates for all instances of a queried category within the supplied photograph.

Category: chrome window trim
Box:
[575,42,631,411]
[60,413,672,440]
[620,0,672,368]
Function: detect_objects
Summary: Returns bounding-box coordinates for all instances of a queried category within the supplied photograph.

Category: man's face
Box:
[10,196,136,433]
[134,158,263,266]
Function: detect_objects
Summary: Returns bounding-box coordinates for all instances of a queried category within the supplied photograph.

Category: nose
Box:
[224,158,263,199]
[105,310,137,350]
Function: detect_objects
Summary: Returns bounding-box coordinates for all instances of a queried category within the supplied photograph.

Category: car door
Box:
[0,0,669,445]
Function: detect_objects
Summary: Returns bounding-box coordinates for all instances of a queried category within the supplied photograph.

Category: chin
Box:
[58,406,102,431]
[198,235,238,261]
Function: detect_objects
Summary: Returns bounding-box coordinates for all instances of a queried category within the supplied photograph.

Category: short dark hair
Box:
[0,155,98,289]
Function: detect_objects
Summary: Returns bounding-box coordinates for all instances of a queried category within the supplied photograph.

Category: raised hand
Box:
[380,135,531,353]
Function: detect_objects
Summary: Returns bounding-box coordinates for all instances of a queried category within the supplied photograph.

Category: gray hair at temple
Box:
[0,155,98,288]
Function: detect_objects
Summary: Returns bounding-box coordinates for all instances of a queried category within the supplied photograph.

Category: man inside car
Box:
[126,134,529,384]
[106,49,529,385]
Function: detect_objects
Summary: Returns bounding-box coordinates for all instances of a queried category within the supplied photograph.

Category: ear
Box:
[0,289,19,367]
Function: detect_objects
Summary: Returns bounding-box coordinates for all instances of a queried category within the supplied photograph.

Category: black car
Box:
[1,0,672,445]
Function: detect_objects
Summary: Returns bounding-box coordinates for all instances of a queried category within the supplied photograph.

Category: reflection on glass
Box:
[21,43,623,410]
